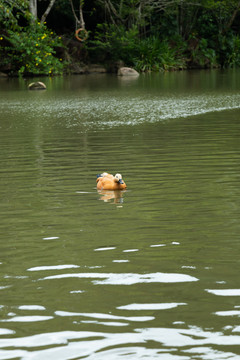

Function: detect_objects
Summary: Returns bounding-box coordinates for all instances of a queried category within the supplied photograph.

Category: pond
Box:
[0,69,240,359]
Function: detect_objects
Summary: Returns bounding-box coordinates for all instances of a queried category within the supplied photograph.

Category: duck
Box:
[96,172,127,190]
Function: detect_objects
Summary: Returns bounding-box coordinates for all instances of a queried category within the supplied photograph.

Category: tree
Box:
[202,0,240,34]
[97,0,149,29]
[69,0,86,29]
[29,0,57,23]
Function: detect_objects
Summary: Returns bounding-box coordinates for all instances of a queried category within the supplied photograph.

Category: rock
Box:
[117,67,139,77]
[0,72,7,77]
[28,81,46,90]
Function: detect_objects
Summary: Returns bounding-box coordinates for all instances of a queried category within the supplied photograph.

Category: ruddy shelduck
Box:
[96,172,127,190]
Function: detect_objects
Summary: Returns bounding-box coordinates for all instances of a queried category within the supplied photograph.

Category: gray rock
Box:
[28,81,46,90]
[117,67,139,76]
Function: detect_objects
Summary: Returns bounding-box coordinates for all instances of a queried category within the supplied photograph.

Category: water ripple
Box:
[55,310,154,322]
[27,265,80,272]
[117,303,187,310]
[1,316,53,322]
[40,271,199,285]
[0,326,240,360]
[206,289,240,296]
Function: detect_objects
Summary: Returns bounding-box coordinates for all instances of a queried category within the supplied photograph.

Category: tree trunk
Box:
[79,1,85,29]
[29,0,37,19]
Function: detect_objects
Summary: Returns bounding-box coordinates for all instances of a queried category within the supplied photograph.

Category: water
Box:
[0,69,240,359]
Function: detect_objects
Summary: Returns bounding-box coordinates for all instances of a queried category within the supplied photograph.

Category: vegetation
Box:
[1,0,240,76]
[2,22,65,75]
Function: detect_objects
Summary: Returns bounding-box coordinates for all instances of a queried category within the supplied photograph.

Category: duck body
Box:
[96,172,127,190]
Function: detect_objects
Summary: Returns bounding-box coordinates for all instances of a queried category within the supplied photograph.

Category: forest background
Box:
[1,0,240,76]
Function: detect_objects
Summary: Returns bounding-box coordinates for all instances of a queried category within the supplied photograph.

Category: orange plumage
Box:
[96,172,127,190]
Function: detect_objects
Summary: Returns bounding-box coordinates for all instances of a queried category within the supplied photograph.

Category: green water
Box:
[0,69,240,359]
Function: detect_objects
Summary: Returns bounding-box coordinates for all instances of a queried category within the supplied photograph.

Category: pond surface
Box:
[0,69,240,359]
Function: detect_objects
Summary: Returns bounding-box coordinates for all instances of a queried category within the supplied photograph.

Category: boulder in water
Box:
[117,67,139,77]
[28,81,46,90]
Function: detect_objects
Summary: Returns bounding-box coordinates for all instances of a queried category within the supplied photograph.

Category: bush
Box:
[1,21,66,75]
[88,24,187,71]
[217,34,240,68]
[188,35,217,68]
[133,36,187,72]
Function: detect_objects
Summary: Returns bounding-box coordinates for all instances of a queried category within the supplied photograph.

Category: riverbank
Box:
[0,33,221,78]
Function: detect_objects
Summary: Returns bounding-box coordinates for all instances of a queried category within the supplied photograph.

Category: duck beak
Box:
[118,179,124,184]
[96,174,102,178]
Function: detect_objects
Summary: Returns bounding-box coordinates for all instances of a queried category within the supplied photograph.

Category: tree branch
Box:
[69,0,80,27]
[41,0,57,24]
[79,0,85,29]
[224,0,240,33]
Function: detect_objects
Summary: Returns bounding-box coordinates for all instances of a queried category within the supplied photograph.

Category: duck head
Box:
[115,173,124,184]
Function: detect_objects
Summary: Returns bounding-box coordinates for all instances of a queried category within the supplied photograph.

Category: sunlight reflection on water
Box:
[40,271,199,284]
[0,326,240,360]
[2,92,240,129]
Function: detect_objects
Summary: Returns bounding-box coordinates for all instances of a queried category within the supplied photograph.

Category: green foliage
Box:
[133,36,187,72]
[195,11,218,41]
[229,36,240,66]
[1,22,66,75]
[150,11,178,39]
[89,24,186,71]
[1,0,240,74]
[188,35,217,68]
[88,23,139,63]
[0,1,66,76]
[217,33,240,67]
[0,0,29,30]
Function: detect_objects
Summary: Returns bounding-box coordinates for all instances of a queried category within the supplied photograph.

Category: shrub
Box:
[188,34,217,68]
[1,21,66,75]
[88,24,187,71]
[133,36,187,72]
[217,34,240,68]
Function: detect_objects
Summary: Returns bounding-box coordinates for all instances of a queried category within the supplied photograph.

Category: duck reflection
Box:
[98,189,126,203]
